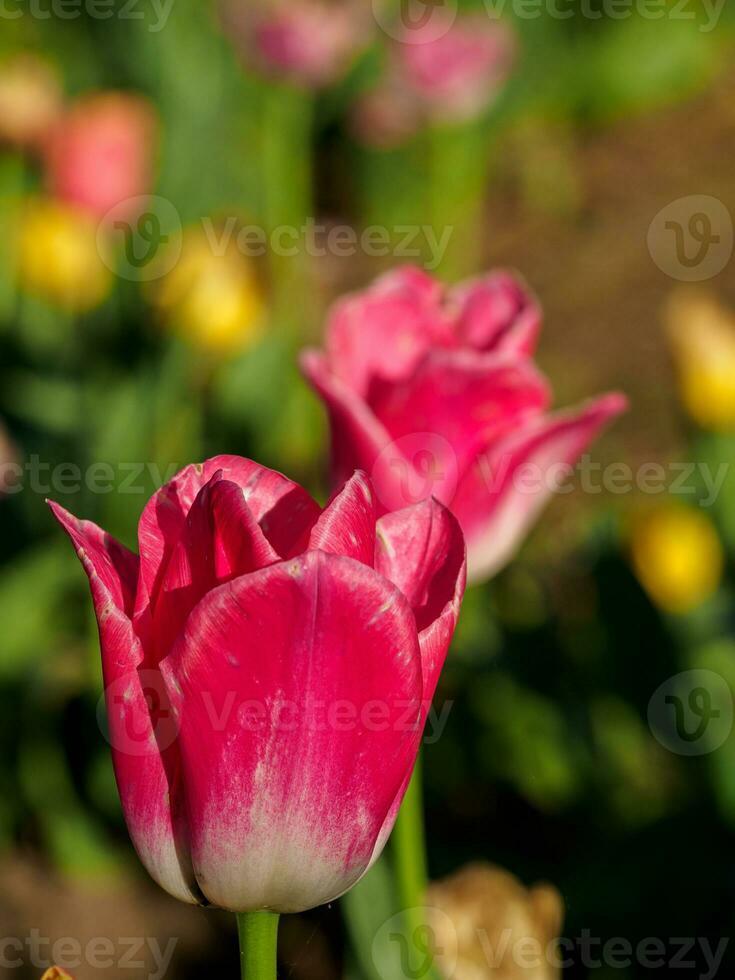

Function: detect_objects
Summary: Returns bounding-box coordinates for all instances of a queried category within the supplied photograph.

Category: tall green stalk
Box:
[236,910,280,980]
[393,754,428,914]
[261,82,315,342]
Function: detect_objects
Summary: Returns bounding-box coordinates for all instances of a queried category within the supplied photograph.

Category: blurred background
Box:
[2,0,735,977]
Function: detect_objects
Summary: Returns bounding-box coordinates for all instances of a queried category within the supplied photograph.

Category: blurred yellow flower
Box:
[666,289,735,431]
[150,227,264,355]
[17,198,112,312]
[630,503,723,614]
[41,969,75,980]
[0,54,62,149]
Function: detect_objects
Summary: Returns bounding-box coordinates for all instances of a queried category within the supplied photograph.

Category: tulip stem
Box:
[393,754,428,914]
[261,82,315,343]
[236,910,280,980]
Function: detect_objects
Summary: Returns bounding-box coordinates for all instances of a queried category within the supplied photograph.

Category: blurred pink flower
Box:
[302,266,627,584]
[352,13,516,146]
[399,13,516,122]
[220,0,369,89]
[45,92,158,223]
[50,458,465,911]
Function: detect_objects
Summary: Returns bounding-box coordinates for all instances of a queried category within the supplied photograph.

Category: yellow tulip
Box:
[666,289,735,431]
[41,969,75,980]
[150,227,264,355]
[17,198,112,312]
[630,503,723,614]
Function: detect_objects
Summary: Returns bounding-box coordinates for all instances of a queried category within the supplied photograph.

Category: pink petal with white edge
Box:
[308,471,377,566]
[161,551,423,913]
[134,456,319,626]
[454,392,628,583]
[376,498,466,702]
[300,350,393,490]
[48,501,199,905]
[450,271,541,357]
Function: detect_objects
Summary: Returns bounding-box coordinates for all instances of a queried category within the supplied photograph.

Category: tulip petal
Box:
[161,551,423,913]
[135,456,319,623]
[376,498,466,702]
[450,271,541,357]
[152,475,281,659]
[308,471,376,566]
[47,499,138,615]
[48,501,199,905]
[454,392,628,582]
[368,350,551,480]
[325,266,454,395]
[301,350,393,490]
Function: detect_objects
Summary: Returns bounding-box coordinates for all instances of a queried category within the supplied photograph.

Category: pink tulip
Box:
[220,0,368,89]
[45,92,157,223]
[352,13,515,146]
[398,13,516,123]
[49,457,465,912]
[301,266,627,584]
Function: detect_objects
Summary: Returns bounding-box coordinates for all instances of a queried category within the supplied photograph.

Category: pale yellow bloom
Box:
[150,227,264,355]
[17,198,112,312]
[666,289,735,431]
[0,54,62,148]
[630,503,723,614]
[427,862,564,980]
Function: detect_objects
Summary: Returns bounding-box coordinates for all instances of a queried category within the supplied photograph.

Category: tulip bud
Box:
[665,289,735,431]
[17,198,112,312]
[41,969,75,980]
[45,92,157,223]
[219,0,368,89]
[630,504,723,615]
[427,862,564,980]
[50,461,466,912]
[149,227,264,355]
[0,54,62,150]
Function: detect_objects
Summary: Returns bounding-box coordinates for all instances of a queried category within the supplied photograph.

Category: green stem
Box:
[393,753,428,913]
[261,82,315,342]
[236,910,280,980]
